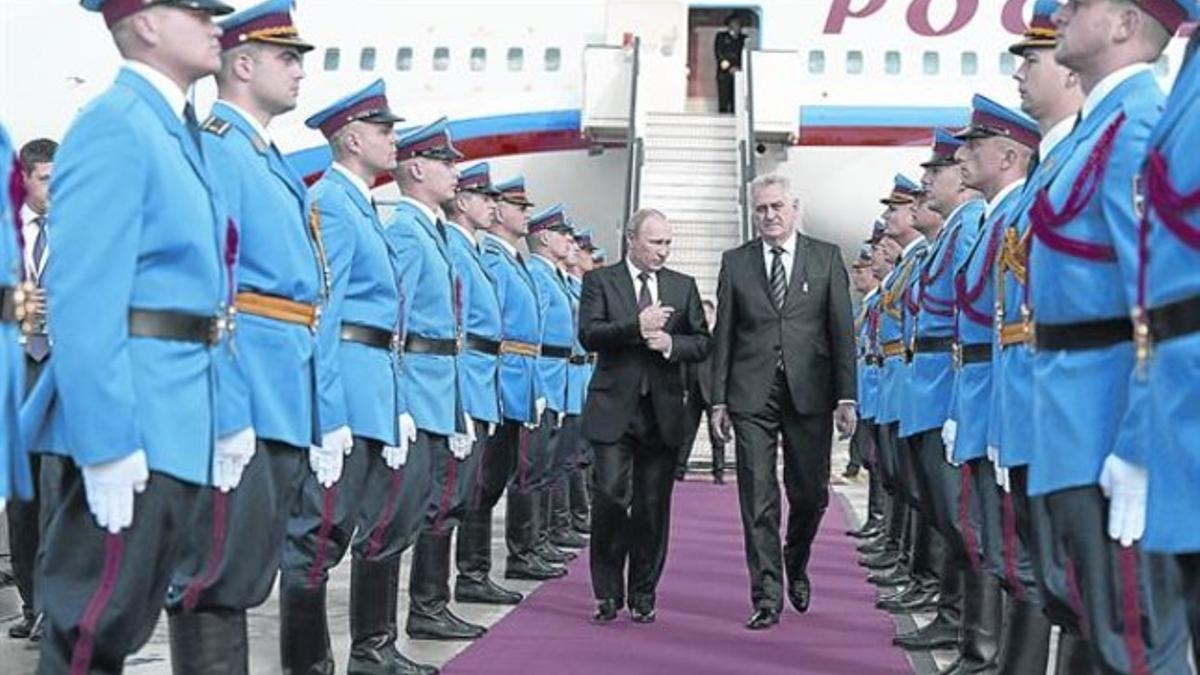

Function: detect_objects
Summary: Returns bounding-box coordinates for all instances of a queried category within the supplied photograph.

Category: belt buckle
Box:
[309,305,322,333]
[952,342,962,369]
[1132,306,1153,380]
[1023,306,1037,354]
[390,331,402,354]
[212,306,237,346]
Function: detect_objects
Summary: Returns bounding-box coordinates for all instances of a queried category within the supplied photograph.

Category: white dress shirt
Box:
[761,230,797,283]
[124,60,187,121]
[1039,114,1075,161]
[483,232,521,259]
[21,204,48,280]
[397,195,441,228]
[218,99,272,145]
[984,179,1027,220]
[626,257,659,305]
[1081,63,1152,121]
[331,162,372,203]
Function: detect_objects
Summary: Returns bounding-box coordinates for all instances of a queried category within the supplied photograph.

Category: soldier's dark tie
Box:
[183,102,203,156]
[769,246,787,310]
[435,218,448,243]
[637,271,652,394]
[31,216,47,285]
[1026,150,1040,179]
[27,216,50,361]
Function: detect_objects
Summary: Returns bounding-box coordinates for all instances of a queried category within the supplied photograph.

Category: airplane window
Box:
[922,51,939,75]
[847,50,864,75]
[999,52,1016,76]
[360,47,377,71]
[470,47,487,72]
[433,47,450,71]
[808,50,825,74]
[396,47,413,71]
[323,47,340,72]
[884,51,901,75]
[508,47,525,71]
[1154,54,1170,78]
[961,52,978,76]
[545,47,562,72]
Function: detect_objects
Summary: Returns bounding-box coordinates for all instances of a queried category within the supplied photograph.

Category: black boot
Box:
[994,597,1051,675]
[348,557,438,675]
[567,467,591,534]
[407,532,486,640]
[894,567,962,651]
[506,491,565,580]
[1053,631,1099,675]
[168,608,249,675]
[455,510,523,605]
[279,573,335,675]
[535,489,574,563]
[945,569,1003,674]
[549,483,587,549]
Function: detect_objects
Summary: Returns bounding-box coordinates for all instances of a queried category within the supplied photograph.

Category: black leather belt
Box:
[865,355,883,367]
[129,308,226,346]
[0,285,17,324]
[404,334,459,356]
[541,344,572,359]
[465,333,501,355]
[1149,294,1200,345]
[569,354,589,365]
[341,322,395,351]
[954,342,992,365]
[1034,317,1131,352]
[912,336,955,354]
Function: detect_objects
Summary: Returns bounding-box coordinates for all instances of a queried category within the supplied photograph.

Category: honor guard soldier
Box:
[35,1,237,671]
[1027,1,1193,671]
[887,131,985,654]
[592,246,608,266]
[847,244,884,536]
[161,4,332,670]
[523,204,579,570]
[988,5,1084,671]
[442,162,525,612]
[1139,14,1200,663]
[2,121,33,513]
[556,228,594,540]
[863,176,928,594]
[405,160,504,640]
[287,81,434,675]
[473,176,564,582]
[386,117,477,653]
[942,96,1038,675]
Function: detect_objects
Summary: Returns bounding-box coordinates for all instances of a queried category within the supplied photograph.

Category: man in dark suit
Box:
[579,208,711,624]
[676,298,726,483]
[711,173,857,630]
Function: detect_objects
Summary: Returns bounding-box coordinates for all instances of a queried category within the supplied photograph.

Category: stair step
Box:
[642,161,738,176]
[643,136,738,152]
[645,112,737,127]
[644,147,738,163]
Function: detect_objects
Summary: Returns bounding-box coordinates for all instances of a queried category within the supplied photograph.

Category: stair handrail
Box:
[734,44,756,243]
[620,36,643,256]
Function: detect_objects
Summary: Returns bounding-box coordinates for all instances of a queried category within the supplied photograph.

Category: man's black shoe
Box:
[867,566,912,587]
[857,538,891,555]
[8,611,40,639]
[893,616,960,650]
[550,529,588,549]
[505,555,567,581]
[860,549,901,569]
[630,605,656,624]
[877,586,939,613]
[406,608,487,641]
[712,473,725,485]
[535,542,573,564]
[745,608,780,630]
[788,575,811,614]
[593,599,620,623]
[455,576,523,605]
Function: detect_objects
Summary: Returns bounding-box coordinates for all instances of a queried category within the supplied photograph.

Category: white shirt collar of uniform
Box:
[21,204,42,226]
[1039,114,1075,159]
[331,162,372,202]
[863,286,879,302]
[1082,63,1152,120]
[943,198,974,228]
[900,236,926,260]
[532,253,562,276]
[447,220,476,244]
[124,59,187,122]
[984,178,1026,219]
[761,230,797,257]
[217,99,272,145]
[397,195,441,226]
[484,232,520,258]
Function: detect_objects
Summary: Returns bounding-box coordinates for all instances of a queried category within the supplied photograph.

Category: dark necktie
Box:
[637,271,652,395]
[183,103,203,156]
[1026,150,1040,179]
[769,246,787,310]
[435,218,448,243]
[31,216,47,284]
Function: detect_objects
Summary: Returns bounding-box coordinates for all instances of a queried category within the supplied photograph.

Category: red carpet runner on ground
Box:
[443,480,911,674]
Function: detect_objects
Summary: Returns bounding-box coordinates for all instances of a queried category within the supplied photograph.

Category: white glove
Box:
[213,427,256,492]
[310,425,353,488]
[383,414,418,470]
[449,413,477,460]
[986,445,999,464]
[1099,454,1148,547]
[82,450,150,534]
[487,422,498,437]
[942,420,959,466]
[535,397,547,421]
[0,498,6,516]
[995,465,1011,493]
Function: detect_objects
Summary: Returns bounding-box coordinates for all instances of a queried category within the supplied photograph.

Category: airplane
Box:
[1,0,1193,292]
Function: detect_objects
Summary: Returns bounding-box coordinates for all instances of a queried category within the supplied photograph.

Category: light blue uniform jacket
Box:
[565,275,588,416]
[1,122,32,499]
[876,241,927,425]
[481,234,541,424]
[528,255,573,414]
[447,224,502,425]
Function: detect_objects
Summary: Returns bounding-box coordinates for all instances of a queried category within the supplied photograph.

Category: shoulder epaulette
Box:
[200,115,231,137]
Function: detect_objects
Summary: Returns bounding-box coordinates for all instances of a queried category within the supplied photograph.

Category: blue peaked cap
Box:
[305,79,404,138]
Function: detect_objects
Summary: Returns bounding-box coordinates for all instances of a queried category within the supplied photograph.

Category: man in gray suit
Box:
[711,173,857,629]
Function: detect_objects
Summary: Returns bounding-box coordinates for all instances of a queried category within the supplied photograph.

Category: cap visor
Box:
[952,126,993,141]
[257,36,317,53]
[361,110,406,125]
[919,157,959,169]
[180,0,236,15]
[1008,38,1055,55]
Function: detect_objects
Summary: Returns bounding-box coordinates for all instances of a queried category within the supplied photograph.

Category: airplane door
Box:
[605,0,688,113]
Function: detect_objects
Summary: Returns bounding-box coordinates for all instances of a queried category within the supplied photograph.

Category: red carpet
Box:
[442,480,911,674]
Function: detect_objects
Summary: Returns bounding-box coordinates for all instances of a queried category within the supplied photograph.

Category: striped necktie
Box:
[769,246,787,310]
